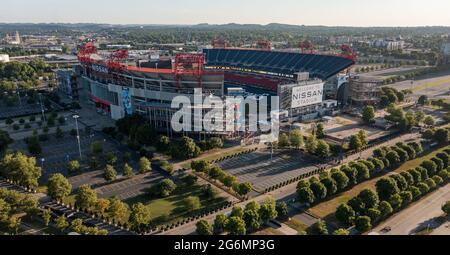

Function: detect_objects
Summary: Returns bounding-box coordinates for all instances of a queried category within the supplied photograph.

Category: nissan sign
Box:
[291,83,324,108]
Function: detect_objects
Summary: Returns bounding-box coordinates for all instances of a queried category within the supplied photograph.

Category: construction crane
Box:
[212,38,227,49]
[256,40,272,50]
[173,53,205,88]
[340,44,358,62]
[106,49,128,72]
[299,40,314,54]
[77,42,97,64]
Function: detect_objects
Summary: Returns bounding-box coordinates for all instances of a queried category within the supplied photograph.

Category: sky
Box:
[2,0,450,27]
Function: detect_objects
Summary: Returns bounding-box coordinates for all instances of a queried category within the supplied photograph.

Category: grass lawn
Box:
[308,145,448,221]
[283,218,308,234]
[252,227,285,235]
[124,184,227,225]
[412,77,450,92]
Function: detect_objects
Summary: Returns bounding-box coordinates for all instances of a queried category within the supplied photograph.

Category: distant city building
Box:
[442,42,450,64]
[3,31,21,45]
[370,39,404,51]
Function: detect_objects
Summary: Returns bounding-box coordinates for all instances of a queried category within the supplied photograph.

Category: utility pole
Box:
[73,115,83,160]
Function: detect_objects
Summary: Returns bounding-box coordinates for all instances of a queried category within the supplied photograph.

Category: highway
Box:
[372,184,450,235]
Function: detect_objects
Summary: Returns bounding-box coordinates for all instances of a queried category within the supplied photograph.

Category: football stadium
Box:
[73,42,355,135]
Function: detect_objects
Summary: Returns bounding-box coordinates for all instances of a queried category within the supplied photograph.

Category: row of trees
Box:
[0,151,42,189]
[278,129,333,159]
[191,160,252,196]
[379,87,406,109]
[336,150,450,232]
[297,141,423,206]
[196,198,285,235]
[422,128,450,145]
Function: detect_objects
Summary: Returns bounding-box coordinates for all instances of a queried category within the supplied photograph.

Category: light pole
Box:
[73,115,82,160]
[39,93,45,122]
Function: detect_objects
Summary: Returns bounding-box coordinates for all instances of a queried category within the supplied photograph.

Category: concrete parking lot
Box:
[217,149,328,193]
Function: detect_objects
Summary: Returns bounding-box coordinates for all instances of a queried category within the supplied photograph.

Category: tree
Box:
[379,201,394,219]
[139,157,152,174]
[391,174,409,191]
[416,110,425,124]
[386,151,401,166]
[236,182,253,196]
[367,208,381,223]
[90,141,103,155]
[243,209,260,233]
[331,169,350,191]
[171,136,202,160]
[355,216,372,232]
[442,201,450,216]
[276,202,289,219]
[316,123,325,138]
[335,204,356,226]
[209,166,225,181]
[94,199,110,216]
[305,135,318,154]
[226,216,246,235]
[332,229,350,235]
[157,135,171,152]
[129,203,151,232]
[352,162,370,182]
[0,130,13,155]
[259,197,278,224]
[358,189,379,209]
[341,165,358,186]
[223,175,237,188]
[320,176,337,196]
[157,179,177,197]
[26,136,42,155]
[123,163,134,178]
[389,194,403,211]
[214,214,228,233]
[348,135,362,151]
[307,219,328,235]
[67,160,80,174]
[362,106,376,125]
[297,187,315,204]
[47,173,72,201]
[289,130,304,149]
[75,185,98,210]
[196,220,213,235]
[245,201,261,212]
[106,152,118,166]
[55,126,64,139]
[376,178,400,201]
[42,208,51,226]
[433,129,449,144]
[315,140,330,158]
[371,158,385,173]
[436,153,450,168]
[431,157,444,172]
[418,95,429,105]
[55,215,69,232]
[421,161,437,176]
[310,181,327,200]
[184,196,201,211]
[231,206,244,218]
[358,130,369,147]
[104,164,117,181]
[191,160,210,173]
[400,191,413,207]
[278,133,290,148]
[107,198,130,224]
[1,152,42,188]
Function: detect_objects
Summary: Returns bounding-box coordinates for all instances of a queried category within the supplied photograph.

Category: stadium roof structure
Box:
[203,48,355,80]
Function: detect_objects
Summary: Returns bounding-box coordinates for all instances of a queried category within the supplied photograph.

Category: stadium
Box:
[73,41,355,135]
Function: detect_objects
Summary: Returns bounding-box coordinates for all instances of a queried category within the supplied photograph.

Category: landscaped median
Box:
[305,143,450,234]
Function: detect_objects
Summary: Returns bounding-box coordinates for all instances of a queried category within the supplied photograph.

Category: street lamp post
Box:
[73,115,82,160]
[39,93,46,122]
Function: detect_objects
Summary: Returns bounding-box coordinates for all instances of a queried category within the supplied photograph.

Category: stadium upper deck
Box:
[203,48,355,80]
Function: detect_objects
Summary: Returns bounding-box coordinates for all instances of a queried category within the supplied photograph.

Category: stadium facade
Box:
[65,43,355,135]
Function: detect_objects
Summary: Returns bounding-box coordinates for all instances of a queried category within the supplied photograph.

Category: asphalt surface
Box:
[372,184,450,235]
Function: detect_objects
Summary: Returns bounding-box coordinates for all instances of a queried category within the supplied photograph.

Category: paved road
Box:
[372,184,450,235]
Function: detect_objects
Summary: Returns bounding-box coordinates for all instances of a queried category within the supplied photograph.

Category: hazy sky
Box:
[2,0,450,27]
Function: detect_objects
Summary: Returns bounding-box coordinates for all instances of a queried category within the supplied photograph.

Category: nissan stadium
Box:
[70,42,355,135]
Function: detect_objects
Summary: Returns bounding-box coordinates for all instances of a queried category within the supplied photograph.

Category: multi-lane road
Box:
[372,184,450,235]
